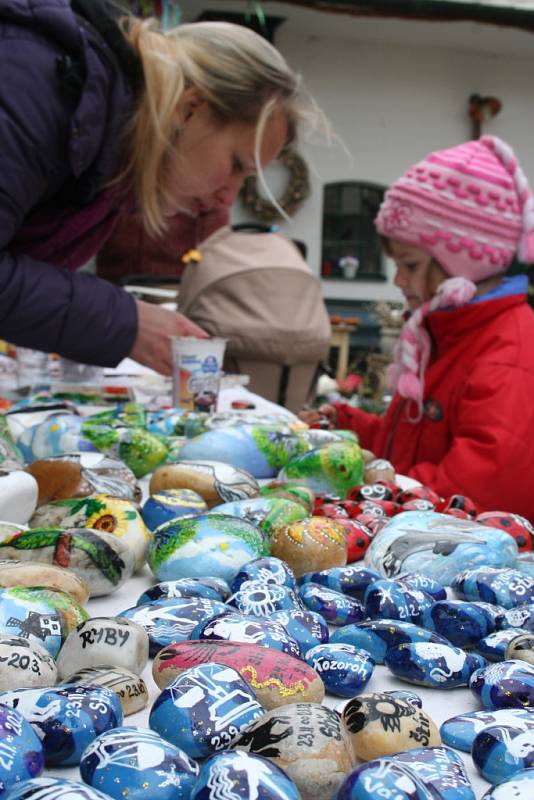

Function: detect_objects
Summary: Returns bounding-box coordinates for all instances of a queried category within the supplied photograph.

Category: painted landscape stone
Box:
[0,635,57,690]
[440,708,534,752]
[304,643,375,697]
[80,726,199,800]
[0,471,38,525]
[384,642,485,688]
[299,565,381,601]
[505,632,534,664]
[152,639,325,708]
[271,517,347,577]
[149,662,264,758]
[191,750,301,800]
[235,702,355,800]
[270,608,329,652]
[0,560,89,604]
[61,666,148,716]
[136,578,228,605]
[16,414,95,463]
[5,776,116,799]
[330,620,452,665]
[342,691,441,760]
[452,566,534,609]
[299,582,365,625]
[470,660,534,709]
[472,722,534,784]
[148,513,266,583]
[0,703,44,794]
[279,442,364,499]
[228,581,301,617]
[56,617,149,679]
[231,557,297,592]
[80,421,169,479]
[0,528,136,597]
[149,460,260,508]
[192,611,302,659]
[260,481,314,512]
[364,511,518,584]
[211,497,307,539]
[0,684,122,766]
[141,489,208,530]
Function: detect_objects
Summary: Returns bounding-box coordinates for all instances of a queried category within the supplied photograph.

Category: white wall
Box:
[233,29,534,303]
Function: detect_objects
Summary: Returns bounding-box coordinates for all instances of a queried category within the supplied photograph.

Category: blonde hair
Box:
[119,18,316,236]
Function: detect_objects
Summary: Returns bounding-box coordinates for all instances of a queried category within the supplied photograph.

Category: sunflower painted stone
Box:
[0,703,44,795]
[191,751,300,800]
[152,639,325,708]
[80,421,168,478]
[141,489,208,530]
[211,497,307,540]
[260,481,315,512]
[279,442,365,499]
[149,460,260,508]
[0,635,57,690]
[60,666,148,716]
[56,616,149,678]
[0,470,38,525]
[29,495,149,571]
[0,560,90,604]
[148,513,266,583]
[0,528,136,597]
[16,414,96,462]
[271,517,347,578]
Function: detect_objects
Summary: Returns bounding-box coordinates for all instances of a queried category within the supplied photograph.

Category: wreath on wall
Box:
[239,148,310,224]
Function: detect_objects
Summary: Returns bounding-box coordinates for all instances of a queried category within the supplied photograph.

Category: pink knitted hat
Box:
[375,135,534,418]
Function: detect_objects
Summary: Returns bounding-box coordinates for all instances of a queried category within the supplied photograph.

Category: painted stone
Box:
[235,703,355,800]
[470,660,534,709]
[56,617,149,679]
[192,611,302,659]
[147,408,188,436]
[333,518,374,564]
[211,497,307,540]
[385,689,423,708]
[149,662,264,758]
[516,553,534,579]
[481,768,534,799]
[0,415,24,471]
[0,635,57,691]
[423,600,498,649]
[364,579,434,625]
[299,565,381,601]
[296,428,353,449]
[80,421,168,479]
[136,578,229,605]
[231,557,297,593]
[472,722,534,783]
[505,632,534,664]
[270,609,329,652]
[384,642,485,688]
[336,759,436,800]
[61,666,148,716]
[80,725,199,800]
[397,572,447,601]
[342,691,441,760]
[260,481,315,513]
[299,583,365,626]
[392,746,475,800]
[26,453,140,505]
[0,524,27,543]
[503,604,534,632]
[0,528,135,597]
[5,776,117,799]
[152,639,325,709]
[0,703,44,796]
[0,586,88,658]
[0,471,39,526]
[119,597,228,657]
[141,489,208,530]
[191,750,300,800]
[0,684,122,766]
[304,643,374,697]
[228,581,301,617]
[279,442,364,499]
[330,619,452,666]
[477,511,534,552]
[271,517,347,578]
[440,708,534,752]
[478,628,527,661]
[29,495,149,572]
[16,414,96,463]
[0,560,90,604]
[148,513,266,583]
[452,566,534,609]
[364,511,518,584]
[149,460,260,508]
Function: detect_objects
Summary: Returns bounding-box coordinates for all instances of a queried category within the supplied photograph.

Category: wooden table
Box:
[329,323,358,381]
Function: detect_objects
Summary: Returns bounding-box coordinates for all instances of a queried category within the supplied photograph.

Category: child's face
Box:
[390,241,447,310]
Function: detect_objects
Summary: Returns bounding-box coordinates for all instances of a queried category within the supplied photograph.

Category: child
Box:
[301,136,534,520]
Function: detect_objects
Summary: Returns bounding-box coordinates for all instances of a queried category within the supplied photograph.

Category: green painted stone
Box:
[280,442,365,499]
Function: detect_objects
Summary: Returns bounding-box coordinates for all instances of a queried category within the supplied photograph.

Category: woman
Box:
[0,0,310,374]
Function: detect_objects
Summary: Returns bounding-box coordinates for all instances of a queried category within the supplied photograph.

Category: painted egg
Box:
[0,702,44,793]
[470,660,534,709]
[472,722,534,784]
[141,489,208,530]
[56,616,149,678]
[231,557,296,593]
[147,408,188,436]
[384,642,485,688]
[336,759,435,800]
[190,750,301,800]
[397,572,447,601]
[147,513,266,583]
[330,620,452,665]
[211,497,307,539]
[503,604,534,632]
[16,414,96,462]
[279,442,364,499]
[192,611,302,659]
[270,517,347,578]
[149,460,259,508]
[304,643,374,697]
[481,768,534,799]
[477,628,527,661]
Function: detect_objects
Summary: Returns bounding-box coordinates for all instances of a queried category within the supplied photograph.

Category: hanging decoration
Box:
[239,148,311,224]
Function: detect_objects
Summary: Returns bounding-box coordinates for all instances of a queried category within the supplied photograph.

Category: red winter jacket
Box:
[335,292,534,520]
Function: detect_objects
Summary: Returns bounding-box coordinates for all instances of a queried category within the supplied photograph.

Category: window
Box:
[321,182,386,280]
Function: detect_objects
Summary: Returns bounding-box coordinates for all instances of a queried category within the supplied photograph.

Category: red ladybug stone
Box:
[445,508,471,520]
[437,494,478,518]
[356,512,389,534]
[349,483,395,502]
[476,511,534,552]
[333,518,374,562]
[402,498,436,513]
[396,485,441,506]
[320,503,350,519]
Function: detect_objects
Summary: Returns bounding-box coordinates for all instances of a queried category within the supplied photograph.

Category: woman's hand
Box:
[297,403,338,429]
[129,298,208,375]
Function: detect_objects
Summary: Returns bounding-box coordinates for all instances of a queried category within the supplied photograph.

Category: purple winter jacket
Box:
[0,0,139,365]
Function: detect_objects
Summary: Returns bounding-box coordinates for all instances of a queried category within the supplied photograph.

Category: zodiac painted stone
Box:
[211,497,307,540]
[56,616,149,678]
[503,604,534,631]
[364,579,434,625]
[364,511,518,584]
[330,620,452,665]
[61,666,148,716]
[336,759,435,800]
[231,557,297,593]
[472,722,534,783]
[271,517,347,578]
[5,776,116,799]
[0,561,90,604]
[152,639,325,709]
[270,609,329,653]
[0,702,44,795]
[477,628,527,661]
[470,660,534,709]
[452,566,534,609]
[148,513,266,583]
[136,577,229,606]
[397,572,447,601]
[505,632,534,664]
[0,684,122,766]
[192,611,302,659]
[235,703,355,800]
[392,746,475,800]
[423,600,498,649]
[516,553,534,579]
[149,460,260,508]
[299,565,381,601]
[141,489,208,530]
[149,662,264,758]
[440,708,534,752]
[481,767,534,799]
[80,726,199,800]
[385,689,423,708]
[279,442,364,499]
[0,635,57,691]
[228,581,301,617]
[384,642,485,688]
[304,643,374,697]
[299,583,365,626]
[191,750,301,800]
[0,471,39,526]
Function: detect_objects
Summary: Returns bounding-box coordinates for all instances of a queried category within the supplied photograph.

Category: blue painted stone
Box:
[304,643,374,697]
[299,566,381,602]
[270,608,329,651]
[80,725,199,800]
[136,578,227,605]
[385,689,423,708]
[330,620,451,664]
[472,722,534,784]
[336,759,436,800]
[210,497,306,538]
[441,708,534,752]
[503,604,534,632]
[470,660,534,709]
[476,602,508,630]
[0,587,75,659]
[190,750,300,800]
[141,490,208,530]
[385,642,485,688]
[394,746,475,800]
[516,554,534,580]
[149,663,264,758]
[364,580,434,625]
[364,511,518,584]
[231,557,296,592]
[228,581,301,617]
[5,777,114,799]
[452,567,534,609]
[299,583,365,626]
[482,768,534,799]
[147,409,187,437]
[477,628,526,661]
[191,611,302,658]
[423,600,498,649]
[397,572,447,601]
[16,414,96,463]
[0,685,122,766]
[0,703,43,796]
[119,597,229,657]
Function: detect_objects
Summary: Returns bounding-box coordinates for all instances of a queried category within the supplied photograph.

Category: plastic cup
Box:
[171,337,227,412]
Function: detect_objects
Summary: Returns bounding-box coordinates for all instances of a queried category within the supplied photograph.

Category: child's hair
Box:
[119,18,319,235]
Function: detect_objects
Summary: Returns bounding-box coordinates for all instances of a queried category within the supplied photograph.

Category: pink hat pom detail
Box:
[397,372,424,405]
